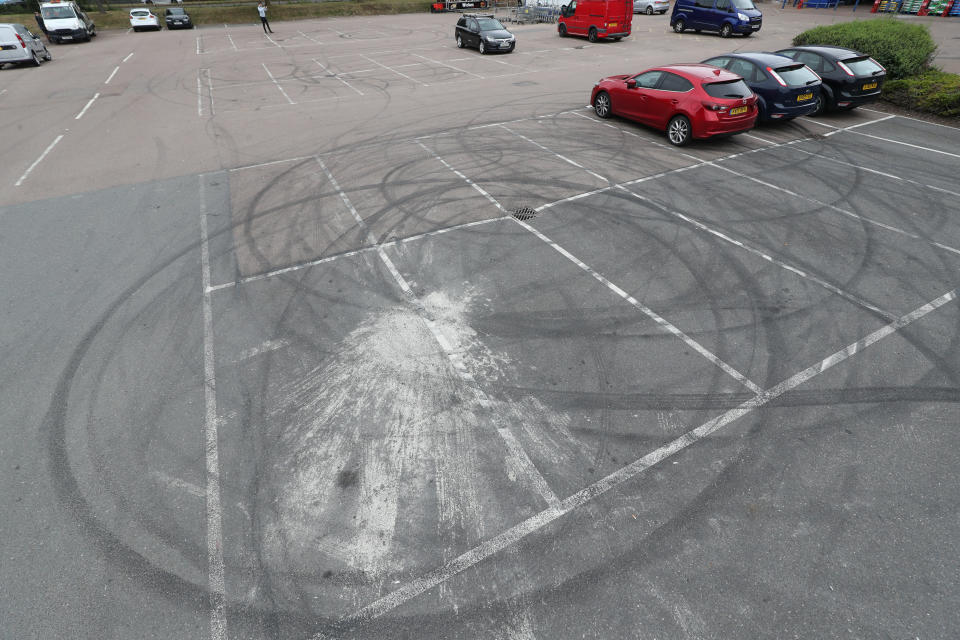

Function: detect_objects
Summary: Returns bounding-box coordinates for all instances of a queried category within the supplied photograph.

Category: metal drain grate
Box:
[512,207,537,221]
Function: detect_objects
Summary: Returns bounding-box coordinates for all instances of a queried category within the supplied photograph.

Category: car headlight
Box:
[737,12,748,20]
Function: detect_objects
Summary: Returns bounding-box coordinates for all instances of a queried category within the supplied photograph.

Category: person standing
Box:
[257,2,273,34]
[34,11,49,41]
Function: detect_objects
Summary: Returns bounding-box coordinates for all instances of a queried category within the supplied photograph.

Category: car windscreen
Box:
[842,56,884,76]
[477,18,505,30]
[42,6,77,19]
[702,79,752,99]
[167,8,185,15]
[730,0,756,8]
[774,64,820,86]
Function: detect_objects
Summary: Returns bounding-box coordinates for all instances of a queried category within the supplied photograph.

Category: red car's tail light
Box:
[701,101,727,112]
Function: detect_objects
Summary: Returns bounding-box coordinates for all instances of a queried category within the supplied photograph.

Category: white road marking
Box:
[343,287,958,626]
[842,129,960,159]
[501,124,608,183]
[823,114,895,137]
[0,88,6,96]
[228,156,311,172]
[419,140,762,394]
[265,32,282,48]
[262,63,295,104]
[198,176,228,640]
[412,52,484,79]
[196,35,202,55]
[196,73,203,117]
[860,107,960,130]
[298,30,323,43]
[122,51,134,63]
[227,33,238,51]
[74,92,100,120]
[313,59,364,95]
[104,66,120,84]
[498,427,559,508]
[126,27,132,33]
[15,134,64,187]
[360,53,428,86]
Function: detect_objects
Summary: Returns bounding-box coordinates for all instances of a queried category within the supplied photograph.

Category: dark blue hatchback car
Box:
[702,52,821,122]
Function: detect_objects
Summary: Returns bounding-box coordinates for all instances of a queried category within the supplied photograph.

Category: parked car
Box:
[670,0,761,38]
[558,0,632,42]
[39,0,95,43]
[591,63,758,146]
[164,7,193,30]
[0,23,52,66]
[775,45,885,115]
[702,52,821,121]
[130,8,161,31]
[634,0,669,14]
[455,13,515,54]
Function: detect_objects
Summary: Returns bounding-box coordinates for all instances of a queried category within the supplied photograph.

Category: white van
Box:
[0,23,52,66]
[39,0,96,43]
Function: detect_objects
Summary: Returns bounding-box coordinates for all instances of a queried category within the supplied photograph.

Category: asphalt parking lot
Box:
[1,8,959,640]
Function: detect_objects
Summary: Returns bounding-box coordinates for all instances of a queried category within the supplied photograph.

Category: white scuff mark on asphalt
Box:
[236,339,290,362]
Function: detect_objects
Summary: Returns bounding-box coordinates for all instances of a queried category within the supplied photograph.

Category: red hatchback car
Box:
[590,63,758,146]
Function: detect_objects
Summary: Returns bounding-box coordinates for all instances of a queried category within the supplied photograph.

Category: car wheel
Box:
[478,40,486,54]
[720,23,732,38]
[613,36,621,41]
[91,27,96,37]
[456,34,463,48]
[673,19,685,33]
[646,5,653,13]
[31,49,42,66]
[667,115,691,146]
[588,27,598,43]
[593,91,612,119]
[558,24,567,37]
[812,92,827,117]
[43,47,52,61]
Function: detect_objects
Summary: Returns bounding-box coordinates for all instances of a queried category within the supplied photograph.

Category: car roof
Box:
[655,63,743,82]
[715,52,800,68]
[781,45,862,60]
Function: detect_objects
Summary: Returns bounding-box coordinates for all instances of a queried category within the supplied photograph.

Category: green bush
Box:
[884,70,960,118]
[793,19,936,80]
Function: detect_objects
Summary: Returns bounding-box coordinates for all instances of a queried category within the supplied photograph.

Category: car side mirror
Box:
[626,79,637,89]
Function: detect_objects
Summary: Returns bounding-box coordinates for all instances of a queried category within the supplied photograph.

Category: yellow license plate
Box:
[730,106,748,115]
[609,22,617,27]
[797,92,813,102]
[863,82,878,90]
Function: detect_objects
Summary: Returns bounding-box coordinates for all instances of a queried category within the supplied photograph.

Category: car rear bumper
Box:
[769,99,818,119]
[0,48,31,62]
[166,22,192,29]
[696,116,756,138]
[598,31,630,39]
[836,88,882,108]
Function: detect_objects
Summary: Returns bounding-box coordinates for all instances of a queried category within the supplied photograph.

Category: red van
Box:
[558,0,632,42]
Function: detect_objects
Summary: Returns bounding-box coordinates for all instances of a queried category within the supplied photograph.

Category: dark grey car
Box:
[455,14,515,54]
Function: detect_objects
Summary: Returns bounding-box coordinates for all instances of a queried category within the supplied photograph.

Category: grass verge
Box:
[883,70,960,119]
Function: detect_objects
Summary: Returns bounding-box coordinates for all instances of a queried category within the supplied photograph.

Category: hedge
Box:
[792,19,936,80]
[883,70,960,118]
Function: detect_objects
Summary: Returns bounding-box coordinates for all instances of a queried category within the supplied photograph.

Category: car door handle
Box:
[671,99,679,104]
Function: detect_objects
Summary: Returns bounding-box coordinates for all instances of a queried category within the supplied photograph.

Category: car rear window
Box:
[774,64,820,87]
[702,79,752,99]
[131,10,149,15]
[842,56,884,76]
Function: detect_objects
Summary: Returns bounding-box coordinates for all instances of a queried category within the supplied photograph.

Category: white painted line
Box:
[313,59,364,96]
[415,141,505,212]
[501,124,608,183]
[104,66,119,84]
[844,129,960,159]
[122,51,134,63]
[196,35,202,55]
[389,216,510,246]
[615,183,896,321]
[205,68,215,116]
[344,287,958,625]
[262,63,295,104]
[126,27,132,34]
[498,427,560,508]
[151,470,205,499]
[860,107,960,130]
[0,88,6,97]
[412,52,484,79]
[360,53,428,86]
[74,93,100,120]
[227,33,238,51]
[265,32,282,48]
[198,176,228,640]
[298,30,322,43]
[823,114,895,137]
[228,156,311,172]
[15,134,64,187]
[207,246,376,292]
[197,73,203,117]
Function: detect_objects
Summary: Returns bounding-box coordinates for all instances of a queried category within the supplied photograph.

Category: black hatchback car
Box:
[455,14,515,54]
[164,7,193,30]
[775,45,885,115]
[702,52,821,122]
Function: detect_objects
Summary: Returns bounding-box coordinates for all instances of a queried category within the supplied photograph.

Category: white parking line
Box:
[104,66,119,84]
[74,92,99,120]
[842,129,960,160]
[198,176,228,640]
[313,59,364,96]
[823,114,895,137]
[343,286,958,627]
[197,74,203,117]
[861,106,960,130]
[227,33,238,51]
[122,51,134,63]
[502,124,608,183]
[15,133,64,187]
[298,30,323,43]
[196,34,202,55]
[262,63,295,104]
[412,52,484,79]
[360,53,428,86]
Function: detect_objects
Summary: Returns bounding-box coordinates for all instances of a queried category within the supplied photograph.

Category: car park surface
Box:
[1,10,959,640]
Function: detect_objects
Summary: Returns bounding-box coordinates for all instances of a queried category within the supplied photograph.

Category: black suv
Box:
[455,14,515,54]
[164,7,193,30]
[775,45,886,115]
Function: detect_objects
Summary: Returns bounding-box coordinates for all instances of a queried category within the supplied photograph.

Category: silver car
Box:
[634,0,669,13]
[0,23,52,67]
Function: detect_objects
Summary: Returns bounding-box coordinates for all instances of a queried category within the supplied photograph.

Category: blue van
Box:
[670,0,761,38]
